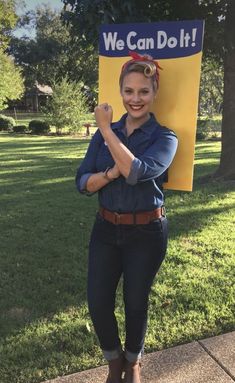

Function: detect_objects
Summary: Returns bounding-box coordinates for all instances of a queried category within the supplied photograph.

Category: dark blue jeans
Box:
[87,212,168,362]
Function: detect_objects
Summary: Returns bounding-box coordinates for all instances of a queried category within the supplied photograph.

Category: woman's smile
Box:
[129,104,144,111]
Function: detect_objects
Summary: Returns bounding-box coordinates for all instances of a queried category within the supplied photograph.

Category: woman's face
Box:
[120,71,156,123]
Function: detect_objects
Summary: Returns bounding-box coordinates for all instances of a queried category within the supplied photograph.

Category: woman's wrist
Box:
[100,127,113,140]
[103,167,115,181]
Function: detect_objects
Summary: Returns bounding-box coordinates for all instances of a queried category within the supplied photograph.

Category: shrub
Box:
[196,117,222,140]
[45,76,89,134]
[13,125,27,133]
[0,114,16,131]
[29,120,50,135]
[196,119,211,140]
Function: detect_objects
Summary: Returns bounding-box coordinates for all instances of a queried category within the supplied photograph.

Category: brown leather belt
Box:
[99,206,165,225]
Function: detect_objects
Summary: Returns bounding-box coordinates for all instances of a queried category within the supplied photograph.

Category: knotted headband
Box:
[121,51,162,84]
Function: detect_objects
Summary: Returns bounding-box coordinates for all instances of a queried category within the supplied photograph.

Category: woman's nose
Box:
[132,93,141,102]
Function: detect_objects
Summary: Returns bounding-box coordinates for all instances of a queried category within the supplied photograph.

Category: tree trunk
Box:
[215,1,235,180]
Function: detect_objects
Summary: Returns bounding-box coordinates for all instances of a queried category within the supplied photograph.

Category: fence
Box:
[0,110,44,121]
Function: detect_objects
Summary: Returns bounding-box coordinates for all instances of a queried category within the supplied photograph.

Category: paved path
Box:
[44,331,235,383]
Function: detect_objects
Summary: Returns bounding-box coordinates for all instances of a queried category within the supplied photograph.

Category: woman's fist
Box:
[94,103,113,131]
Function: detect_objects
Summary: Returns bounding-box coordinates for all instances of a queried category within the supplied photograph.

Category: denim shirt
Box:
[76,113,178,213]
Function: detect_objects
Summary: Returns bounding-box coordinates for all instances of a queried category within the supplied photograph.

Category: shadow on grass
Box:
[0,137,98,340]
[194,152,220,160]
[168,201,235,240]
[0,139,233,329]
[0,190,96,334]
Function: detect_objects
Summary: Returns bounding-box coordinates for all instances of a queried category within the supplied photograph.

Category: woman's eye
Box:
[141,90,149,94]
[125,90,132,94]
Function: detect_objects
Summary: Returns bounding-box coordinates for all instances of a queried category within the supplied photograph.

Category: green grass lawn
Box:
[0,134,234,383]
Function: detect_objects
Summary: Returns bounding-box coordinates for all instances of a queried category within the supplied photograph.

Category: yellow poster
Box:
[99,20,204,191]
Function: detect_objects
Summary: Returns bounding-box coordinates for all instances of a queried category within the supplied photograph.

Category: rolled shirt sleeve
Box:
[75,130,103,194]
[78,172,94,195]
[126,128,178,185]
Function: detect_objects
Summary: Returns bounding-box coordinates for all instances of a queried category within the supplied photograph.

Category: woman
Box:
[76,52,178,383]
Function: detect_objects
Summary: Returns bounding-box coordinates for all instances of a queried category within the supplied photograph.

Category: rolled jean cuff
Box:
[125,349,143,363]
[102,345,123,361]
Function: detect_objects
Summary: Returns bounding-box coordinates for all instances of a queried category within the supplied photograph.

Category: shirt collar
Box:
[111,113,159,137]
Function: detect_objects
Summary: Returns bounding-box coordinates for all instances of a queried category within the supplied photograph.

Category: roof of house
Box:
[26,82,53,96]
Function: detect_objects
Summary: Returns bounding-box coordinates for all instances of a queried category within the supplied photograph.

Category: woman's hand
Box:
[94,103,113,134]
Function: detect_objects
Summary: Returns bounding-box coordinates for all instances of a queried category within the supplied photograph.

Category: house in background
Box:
[4,82,53,113]
[24,82,53,112]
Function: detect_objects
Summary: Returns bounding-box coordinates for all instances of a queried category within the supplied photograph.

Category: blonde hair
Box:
[119,61,158,92]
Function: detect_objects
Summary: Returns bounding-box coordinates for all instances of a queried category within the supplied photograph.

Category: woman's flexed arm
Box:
[95,103,134,178]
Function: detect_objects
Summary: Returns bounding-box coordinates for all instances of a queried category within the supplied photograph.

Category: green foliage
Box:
[0,114,15,131]
[0,50,24,110]
[10,4,98,92]
[196,119,210,140]
[0,0,18,50]
[45,76,89,134]
[199,57,223,116]
[28,119,50,135]
[13,124,27,133]
[0,1,23,111]
[197,116,222,140]
[12,5,71,87]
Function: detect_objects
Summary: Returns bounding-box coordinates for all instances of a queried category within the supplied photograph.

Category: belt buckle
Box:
[114,212,121,225]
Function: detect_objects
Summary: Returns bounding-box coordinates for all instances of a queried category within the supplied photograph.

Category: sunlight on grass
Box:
[0,133,234,383]
[36,177,75,185]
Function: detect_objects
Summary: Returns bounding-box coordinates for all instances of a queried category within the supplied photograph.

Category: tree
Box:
[10,5,98,92]
[10,6,71,87]
[0,50,24,110]
[215,0,235,179]
[62,0,235,180]
[0,0,24,110]
[0,0,18,50]
[45,75,88,134]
